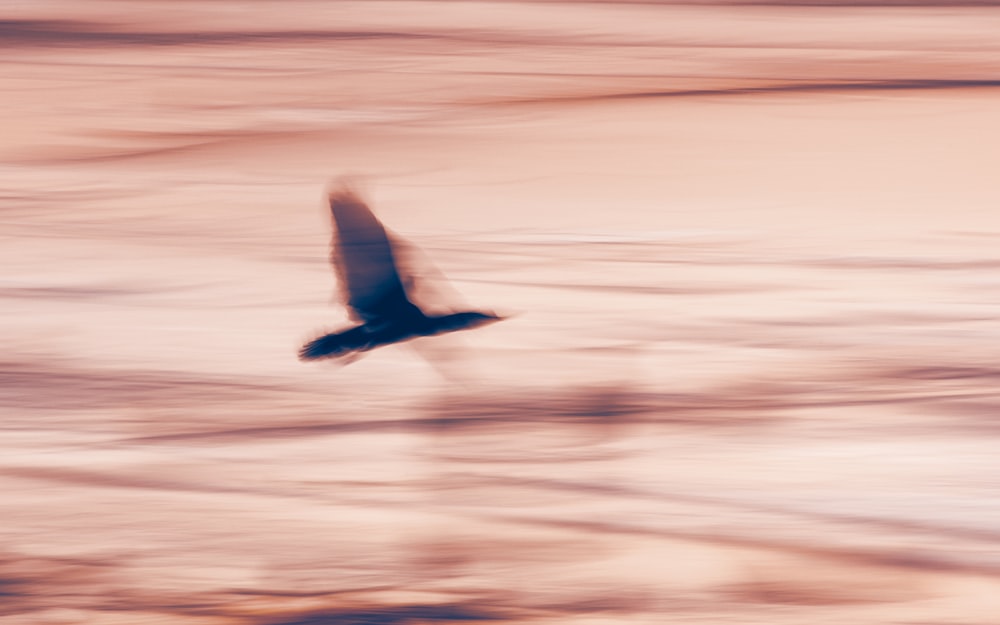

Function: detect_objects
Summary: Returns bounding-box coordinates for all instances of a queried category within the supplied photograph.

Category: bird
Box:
[299,182,503,362]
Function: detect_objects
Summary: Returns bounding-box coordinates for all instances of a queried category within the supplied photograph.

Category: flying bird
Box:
[299,183,502,362]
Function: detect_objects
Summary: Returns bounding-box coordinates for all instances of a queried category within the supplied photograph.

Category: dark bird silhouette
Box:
[299,183,502,362]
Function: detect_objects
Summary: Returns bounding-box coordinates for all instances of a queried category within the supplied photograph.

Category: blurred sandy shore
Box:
[4,1,1000,623]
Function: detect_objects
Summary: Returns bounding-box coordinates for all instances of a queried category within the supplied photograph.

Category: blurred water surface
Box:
[4,1,1000,623]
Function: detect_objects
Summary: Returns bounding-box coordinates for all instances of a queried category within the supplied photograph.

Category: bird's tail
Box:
[299,327,368,361]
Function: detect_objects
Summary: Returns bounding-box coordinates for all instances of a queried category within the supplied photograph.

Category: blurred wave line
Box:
[264,603,505,625]
[4,17,998,56]
[457,472,1000,546]
[498,78,1000,106]
[0,356,292,415]
[459,276,785,296]
[57,358,1000,448]
[0,19,443,47]
[479,511,1000,578]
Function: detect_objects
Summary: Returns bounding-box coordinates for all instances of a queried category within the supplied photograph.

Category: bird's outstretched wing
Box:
[327,184,423,324]
[388,236,472,317]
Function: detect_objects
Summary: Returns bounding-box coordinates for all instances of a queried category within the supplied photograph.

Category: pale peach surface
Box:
[4,1,1000,623]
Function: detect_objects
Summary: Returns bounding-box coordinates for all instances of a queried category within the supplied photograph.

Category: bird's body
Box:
[299,183,501,362]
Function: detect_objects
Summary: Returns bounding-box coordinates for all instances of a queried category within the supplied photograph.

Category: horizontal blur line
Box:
[110,414,630,445]
[503,79,1000,105]
[5,19,1000,53]
[465,473,1000,544]
[459,277,783,295]
[488,511,1000,577]
[0,57,328,74]
[108,389,995,446]
[0,20,443,47]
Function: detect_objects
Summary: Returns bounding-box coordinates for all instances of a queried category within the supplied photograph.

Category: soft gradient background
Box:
[4,1,1000,623]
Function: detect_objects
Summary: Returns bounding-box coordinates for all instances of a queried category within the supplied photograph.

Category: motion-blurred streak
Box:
[4,466,283,499]
[459,276,783,295]
[501,78,1000,106]
[115,407,634,448]
[265,603,505,625]
[0,20,438,47]
[452,473,1000,545]
[880,365,1000,382]
[2,466,419,512]
[28,134,275,165]
[477,512,1000,577]
[796,256,1000,270]
[116,420,427,446]
[423,382,912,425]
[0,285,146,301]
[108,373,996,446]
[736,312,997,327]
[423,385,644,422]
[0,357,288,413]
[0,554,111,615]
[0,19,600,50]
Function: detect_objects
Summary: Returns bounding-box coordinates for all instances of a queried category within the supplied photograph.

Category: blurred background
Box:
[3,1,1000,623]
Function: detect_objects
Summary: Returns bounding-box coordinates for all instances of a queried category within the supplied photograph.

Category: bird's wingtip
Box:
[326,174,369,202]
